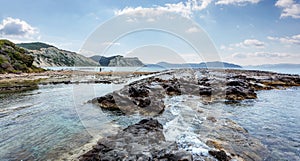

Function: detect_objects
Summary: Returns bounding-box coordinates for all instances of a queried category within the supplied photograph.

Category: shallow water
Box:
[0,84,96,160]
[0,74,300,160]
[223,87,300,160]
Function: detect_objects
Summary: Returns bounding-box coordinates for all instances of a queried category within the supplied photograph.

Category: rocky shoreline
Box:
[0,70,158,93]
[2,68,299,160]
[78,69,300,161]
[90,69,300,115]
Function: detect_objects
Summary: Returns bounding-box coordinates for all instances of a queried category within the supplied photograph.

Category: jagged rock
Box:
[128,86,149,97]
[90,94,119,111]
[208,150,231,161]
[225,86,257,100]
[79,119,192,161]
[199,86,212,96]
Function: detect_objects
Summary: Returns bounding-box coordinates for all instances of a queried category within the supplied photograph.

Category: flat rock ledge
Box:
[78,119,236,161]
[89,69,300,116]
[79,119,192,161]
[79,118,268,161]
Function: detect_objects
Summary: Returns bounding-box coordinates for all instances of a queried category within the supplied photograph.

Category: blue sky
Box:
[0,0,299,65]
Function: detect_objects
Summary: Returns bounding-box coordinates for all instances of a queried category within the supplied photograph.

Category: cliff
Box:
[17,42,99,67]
[91,55,144,67]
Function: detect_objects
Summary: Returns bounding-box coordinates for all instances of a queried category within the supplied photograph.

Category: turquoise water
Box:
[0,84,122,160]
[0,68,299,160]
[222,87,300,160]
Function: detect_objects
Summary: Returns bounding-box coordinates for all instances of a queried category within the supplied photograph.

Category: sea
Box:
[0,66,299,160]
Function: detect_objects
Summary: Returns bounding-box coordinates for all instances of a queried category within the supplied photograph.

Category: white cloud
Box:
[186,26,201,33]
[101,41,121,46]
[275,0,300,19]
[268,34,300,45]
[114,0,212,18]
[242,39,265,47]
[0,17,39,40]
[215,0,261,6]
[223,39,265,50]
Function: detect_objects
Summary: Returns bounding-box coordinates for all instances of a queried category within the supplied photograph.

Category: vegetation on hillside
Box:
[16,42,54,50]
[0,40,44,74]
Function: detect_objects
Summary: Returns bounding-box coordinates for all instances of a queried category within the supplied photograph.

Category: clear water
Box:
[0,68,299,160]
[223,87,300,160]
[0,83,124,160]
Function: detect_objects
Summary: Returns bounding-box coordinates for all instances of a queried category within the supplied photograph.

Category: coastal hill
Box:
[90,55,144,67]
[17,42,99,67]
[0,40,44,73]
[155,61,242,69]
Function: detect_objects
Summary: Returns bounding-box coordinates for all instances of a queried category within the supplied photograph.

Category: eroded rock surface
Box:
[90,69,300,115]
[79,119,192,161]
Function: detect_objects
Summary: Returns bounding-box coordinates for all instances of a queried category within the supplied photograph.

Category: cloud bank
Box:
[275,0,300,19]
[0,17,39,41]
[115,0,212,18]
[215,0,261,6]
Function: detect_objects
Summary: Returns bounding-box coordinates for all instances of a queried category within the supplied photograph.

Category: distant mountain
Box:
[245,64,300,69]
[156,61,242,69]
[0,40,44,73]
[17,42,98,67]
[144,64,166,68]
[89,55,102,63]
[199,61,242,68]
[91,55,144,67]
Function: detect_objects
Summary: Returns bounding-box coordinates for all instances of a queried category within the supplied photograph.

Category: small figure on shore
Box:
[99,68,102,72]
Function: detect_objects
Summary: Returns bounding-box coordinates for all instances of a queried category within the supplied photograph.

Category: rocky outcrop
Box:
[79,119,193,161]
[79,117,265,161]
[17,42,99,67]
[92,55,144,67]
[90,69,300,116]
[89,84,165,116]
[80,69,300,161]
[0,40,44,73]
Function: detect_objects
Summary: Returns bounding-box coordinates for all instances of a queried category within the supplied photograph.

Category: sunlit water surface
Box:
[0,68,299,160]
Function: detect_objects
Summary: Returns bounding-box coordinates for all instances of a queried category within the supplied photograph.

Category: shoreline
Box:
[1,68,300,160]
[76,68,300,161]
[0,70,159,94]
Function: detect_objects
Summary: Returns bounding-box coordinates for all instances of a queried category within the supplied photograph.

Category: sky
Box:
[0,0,300,65]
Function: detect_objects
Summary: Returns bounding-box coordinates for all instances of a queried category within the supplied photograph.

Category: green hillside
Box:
[0,40,44,73]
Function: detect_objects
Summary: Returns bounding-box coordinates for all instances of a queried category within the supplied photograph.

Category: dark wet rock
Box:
[164,84,181,96]
[90,68,300,116]
[208,150,231,161]
[132,97,151,108]
[128,86,149,98]
[199,86,212,96]
[90,90,164,116]
[225,86,257,100]
[79,119,192,161]
[90,94,119,111]
[226,80,248,87]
